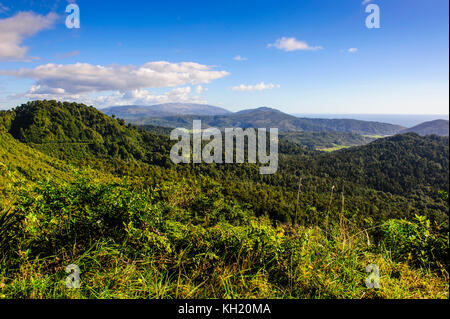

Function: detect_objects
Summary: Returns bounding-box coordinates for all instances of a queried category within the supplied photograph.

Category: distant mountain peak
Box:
[235,106,284,115]
[253,106,278,111]
[101,103,231,119]
[401,119,449,136]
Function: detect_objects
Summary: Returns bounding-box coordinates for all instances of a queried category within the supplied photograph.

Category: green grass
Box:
[316,144,350,152]
[1,222,447,299]
[362,134,386,139]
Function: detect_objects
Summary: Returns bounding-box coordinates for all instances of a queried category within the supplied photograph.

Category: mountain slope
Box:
[401,119,449,136]
[2,100,173,168]
[2,101,447,223]
[101,103,231,119]
[132,107,405,135]
[0,130,72,191]
[279,131,376,150]
[296,133,449,196]
[0,101,448,299]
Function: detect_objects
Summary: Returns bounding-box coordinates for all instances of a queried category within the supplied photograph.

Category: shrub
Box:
[380,215,449,270]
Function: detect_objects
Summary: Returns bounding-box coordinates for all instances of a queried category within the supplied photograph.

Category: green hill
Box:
[304,133,449,195]
[279,130,377,150]
[1,101,447,223]
[0,100,448,299]
[401,119,449,136]
[2,100,173,169]
[0,130,72,194]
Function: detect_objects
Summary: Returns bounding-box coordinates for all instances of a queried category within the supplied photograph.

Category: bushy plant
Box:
[380,215,449,270]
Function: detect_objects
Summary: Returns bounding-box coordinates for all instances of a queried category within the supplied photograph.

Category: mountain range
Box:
[103,104,407,136]
[102,103,450,137]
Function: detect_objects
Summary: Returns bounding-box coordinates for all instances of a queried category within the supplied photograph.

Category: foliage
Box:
[1,178,448,299]
[280,131,376,150]
[380,215,449,270]
[0,100,448,299]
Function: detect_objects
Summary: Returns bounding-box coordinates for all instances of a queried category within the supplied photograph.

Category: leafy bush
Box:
[380,215,449,270]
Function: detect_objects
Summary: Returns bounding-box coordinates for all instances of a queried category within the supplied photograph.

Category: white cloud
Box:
[0,11,58,61]
[120,86,206,105]
[268,37,323,52]
[348,48,358,53]
[0,61,229,94]
[1,61,226,107]
[123,87,192,103]
[14,86,208,107]
[362,0,373,5]
[195,85,208,94]
[232,82,280,91]
[233,55,247,61]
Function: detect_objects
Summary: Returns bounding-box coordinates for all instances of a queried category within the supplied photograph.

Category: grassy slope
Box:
[0,130,119,206]
[0,131,71,200]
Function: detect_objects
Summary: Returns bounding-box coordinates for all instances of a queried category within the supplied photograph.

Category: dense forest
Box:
[0,100,448,299]
[401,119,449,136]
[279,131,377,150]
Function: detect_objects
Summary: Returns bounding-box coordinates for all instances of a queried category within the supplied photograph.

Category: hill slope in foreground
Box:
[0,100,448,299]
[401,119,449,136]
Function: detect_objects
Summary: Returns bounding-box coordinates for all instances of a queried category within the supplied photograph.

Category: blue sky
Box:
[0,0,448,114]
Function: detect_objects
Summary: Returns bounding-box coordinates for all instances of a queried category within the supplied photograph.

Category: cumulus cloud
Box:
[348,48,358,53]
[232,82,280,91]
[1,61,226,106]
[268,37,323,52]
[0,11,58,61]
[233,55,247,61]
[120,86,206,105]
[195,85,208,94]
[123,87,191,103]
[0,61,229,94]
[15,86,208,107]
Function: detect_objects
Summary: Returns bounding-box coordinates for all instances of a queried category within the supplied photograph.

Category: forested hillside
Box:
[401,119,449,136]
[279,131,376,150]
[128,106,405,135]
[3,100,172,169]
[0,100,448,299]
[2,101,447,223]
[307,133,449,195]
